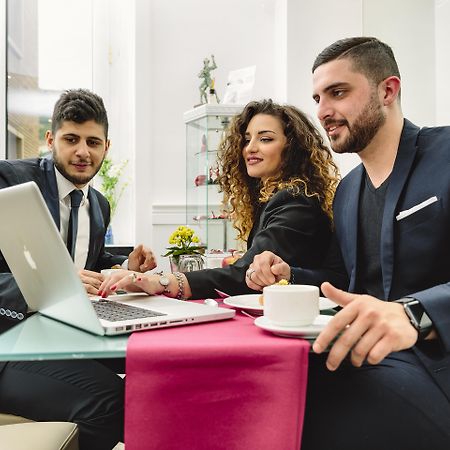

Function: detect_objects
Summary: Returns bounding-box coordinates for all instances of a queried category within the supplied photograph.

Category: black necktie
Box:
[67,190,84,260]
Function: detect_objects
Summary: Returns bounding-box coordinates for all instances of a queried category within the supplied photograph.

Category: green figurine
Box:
[198,55,219,104]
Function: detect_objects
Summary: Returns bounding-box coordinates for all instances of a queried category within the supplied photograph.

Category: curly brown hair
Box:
[217,99,340,241]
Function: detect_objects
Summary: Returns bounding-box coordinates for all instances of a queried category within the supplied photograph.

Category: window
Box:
[6,0,94,158]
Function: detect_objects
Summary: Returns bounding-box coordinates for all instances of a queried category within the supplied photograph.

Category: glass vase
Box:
[170,254,204,273]
[169,256,179,273]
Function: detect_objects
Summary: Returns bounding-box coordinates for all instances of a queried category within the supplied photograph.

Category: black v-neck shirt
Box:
[355,172,390,299]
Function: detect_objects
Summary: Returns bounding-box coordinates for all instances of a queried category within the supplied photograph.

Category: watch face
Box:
[406,301,432,330]
[159,275,170,287]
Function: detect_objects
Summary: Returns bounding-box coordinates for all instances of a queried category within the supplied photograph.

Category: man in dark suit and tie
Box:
[246,37,450,450]
[0,89,156,450]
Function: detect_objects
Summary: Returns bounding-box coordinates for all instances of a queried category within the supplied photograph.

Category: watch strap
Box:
[395,297,433,340]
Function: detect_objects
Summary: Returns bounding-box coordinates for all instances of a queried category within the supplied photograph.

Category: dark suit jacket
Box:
[186,188,347,299]
[0,157,127,330]
[293,119,450,400]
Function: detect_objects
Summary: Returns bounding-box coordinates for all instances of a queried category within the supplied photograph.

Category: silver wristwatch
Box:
[395,297,433,340]
[157,273,170,294]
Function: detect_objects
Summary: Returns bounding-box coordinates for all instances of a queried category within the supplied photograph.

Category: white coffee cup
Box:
[263,284,320,327]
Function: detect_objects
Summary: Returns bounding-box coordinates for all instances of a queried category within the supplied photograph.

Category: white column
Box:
[435,0,450,126]
[134,0,153,247]
[93,0,138,246]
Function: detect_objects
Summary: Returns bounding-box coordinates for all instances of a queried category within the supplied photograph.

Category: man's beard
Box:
[53,149,104,186]
[326,93,386,154]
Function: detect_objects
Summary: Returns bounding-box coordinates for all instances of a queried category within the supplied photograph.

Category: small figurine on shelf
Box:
[198,55,217,104]
[208,164,219,184]
[208,78,220,104]
[200,134,207,152]
[194,174,207,186]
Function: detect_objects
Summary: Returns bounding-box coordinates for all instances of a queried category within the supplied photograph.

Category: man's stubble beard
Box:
[330,92,386,155]
[52,147,105,186]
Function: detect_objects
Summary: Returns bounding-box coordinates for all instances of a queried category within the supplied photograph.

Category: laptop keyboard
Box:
[91,299,167,322]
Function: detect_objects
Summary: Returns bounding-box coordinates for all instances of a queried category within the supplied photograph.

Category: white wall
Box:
[363,0,436,126]
[148,0,277,207]
[435,0,450,126]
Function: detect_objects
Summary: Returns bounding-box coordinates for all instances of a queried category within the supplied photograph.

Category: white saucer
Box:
[254,315,332,338]
[223,294,336,315]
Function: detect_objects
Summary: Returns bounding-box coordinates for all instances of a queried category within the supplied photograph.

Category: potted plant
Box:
[163,226,206,272]
[98,156,128,244]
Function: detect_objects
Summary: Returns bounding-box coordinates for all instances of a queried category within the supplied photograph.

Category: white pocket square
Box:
[396,196,438,221]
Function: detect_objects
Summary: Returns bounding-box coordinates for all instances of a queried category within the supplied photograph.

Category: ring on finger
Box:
[129,272,137,283]
[246,268,255,281]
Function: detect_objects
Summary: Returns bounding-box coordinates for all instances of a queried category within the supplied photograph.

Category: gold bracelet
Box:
[173,272,185,300]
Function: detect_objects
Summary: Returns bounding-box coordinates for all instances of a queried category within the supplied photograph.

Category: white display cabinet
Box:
[183,104,243,252]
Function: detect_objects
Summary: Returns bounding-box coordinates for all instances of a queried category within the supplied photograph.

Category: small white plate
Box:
[223,294,336,315]
[254,315,332,338]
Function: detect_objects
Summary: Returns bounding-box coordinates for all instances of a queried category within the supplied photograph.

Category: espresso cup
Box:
[263,284,319,327]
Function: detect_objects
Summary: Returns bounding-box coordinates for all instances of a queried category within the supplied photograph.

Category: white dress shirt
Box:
[55,169,90,270]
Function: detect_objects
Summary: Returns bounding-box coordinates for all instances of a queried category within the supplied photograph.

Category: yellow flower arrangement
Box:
[163,226,206,264]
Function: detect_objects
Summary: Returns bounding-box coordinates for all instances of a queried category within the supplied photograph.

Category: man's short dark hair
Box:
[51,89,109,138]
[312,37,401,88]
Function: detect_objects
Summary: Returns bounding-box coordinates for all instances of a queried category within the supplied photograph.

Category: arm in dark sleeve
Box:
[89,191,128,271]
[408,284,450,353]
[92,248,127,272]
[0,162,28,324]
[0,273,28,325]
[186,190,334,299]
[291,233,349,290]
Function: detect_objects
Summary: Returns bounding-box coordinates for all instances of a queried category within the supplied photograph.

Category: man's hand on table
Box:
[313,282,419,371]
[128,244,157,272]
[79,269,105,296]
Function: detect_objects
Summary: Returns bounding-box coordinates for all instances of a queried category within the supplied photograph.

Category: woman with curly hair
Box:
[99,99,346,299]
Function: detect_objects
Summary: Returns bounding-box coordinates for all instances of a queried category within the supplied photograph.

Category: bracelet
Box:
[173,272,185,300]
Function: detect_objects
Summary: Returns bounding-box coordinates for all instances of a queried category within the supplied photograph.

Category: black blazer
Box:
[185,188,345,299]
[0,157,127,328]
[294,119,450,400]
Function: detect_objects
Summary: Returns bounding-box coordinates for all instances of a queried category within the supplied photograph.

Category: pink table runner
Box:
[125,311,310,450]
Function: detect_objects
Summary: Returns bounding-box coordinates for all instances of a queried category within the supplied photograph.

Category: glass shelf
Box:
[184,105,243,251]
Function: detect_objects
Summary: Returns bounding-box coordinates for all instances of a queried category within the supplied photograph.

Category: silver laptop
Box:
[0,182,235,335]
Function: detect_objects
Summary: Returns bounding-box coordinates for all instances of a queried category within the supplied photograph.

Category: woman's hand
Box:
[98,270,192,299]
[245,251,291,291]
[98,270,160,298]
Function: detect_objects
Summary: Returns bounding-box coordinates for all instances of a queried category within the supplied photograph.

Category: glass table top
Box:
[0,314,128,361]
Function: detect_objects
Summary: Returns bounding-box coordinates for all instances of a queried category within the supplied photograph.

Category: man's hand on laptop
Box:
[128,244,157,272]
[79,269,105,296]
